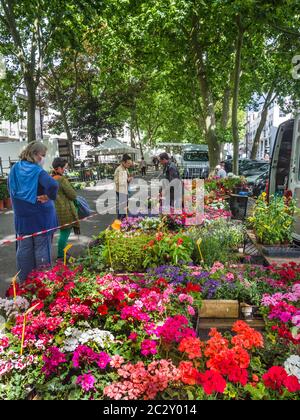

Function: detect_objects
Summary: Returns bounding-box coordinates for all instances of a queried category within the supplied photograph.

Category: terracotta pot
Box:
[4,198,11,209]
[0,200,4,211]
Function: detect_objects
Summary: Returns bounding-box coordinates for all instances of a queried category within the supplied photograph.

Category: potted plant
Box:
[3,183,11,209]
[0,183,6,211]
[247,193,300,257]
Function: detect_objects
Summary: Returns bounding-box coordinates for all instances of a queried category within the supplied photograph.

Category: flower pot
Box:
[199,300,239,319]
[241,305,253,320]
[4,198,11,209]
[0,200,4,211]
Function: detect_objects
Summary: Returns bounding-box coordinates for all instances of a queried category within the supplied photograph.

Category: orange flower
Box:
[231,321,264,350]
[178,337,202,359]
[178,361,199,385]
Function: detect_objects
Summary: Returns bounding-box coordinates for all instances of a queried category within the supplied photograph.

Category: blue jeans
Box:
[16,233,53,283]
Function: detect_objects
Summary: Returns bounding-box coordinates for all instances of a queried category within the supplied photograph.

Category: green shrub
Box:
[248,194,296,245]
[188,219,245,266]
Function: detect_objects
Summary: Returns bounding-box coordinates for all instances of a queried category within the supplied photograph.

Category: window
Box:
[279,109,286,118]
[75,145,81,159]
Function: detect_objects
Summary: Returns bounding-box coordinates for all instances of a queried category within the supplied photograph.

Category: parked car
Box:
[182,145,210,179]
[269,115,300,241]
[249,170,269,197]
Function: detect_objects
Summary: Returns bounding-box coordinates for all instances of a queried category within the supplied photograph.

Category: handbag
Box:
[75,196,92,219]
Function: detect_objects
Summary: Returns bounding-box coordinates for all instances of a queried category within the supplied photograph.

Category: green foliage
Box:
[143,233,194,268]
[248,194,296,245]
[0,182,9,200]
[188,219,245,266]
[103,231,151,272]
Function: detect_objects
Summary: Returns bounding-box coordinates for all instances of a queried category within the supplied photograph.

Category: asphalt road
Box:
[0,181,116,297]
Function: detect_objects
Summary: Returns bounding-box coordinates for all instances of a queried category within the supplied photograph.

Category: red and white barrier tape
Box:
[0,196,131,247]
[0,212,99,247]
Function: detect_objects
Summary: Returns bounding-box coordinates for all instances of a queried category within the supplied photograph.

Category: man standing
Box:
[114,154,133,219]
[159,152,180,210]
[216,161,227,178]
[140,157,147,176]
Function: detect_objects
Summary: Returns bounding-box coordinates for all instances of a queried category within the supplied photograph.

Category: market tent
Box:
[88,138,139,157]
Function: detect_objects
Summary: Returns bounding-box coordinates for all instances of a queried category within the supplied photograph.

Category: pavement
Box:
[0,180,117,297]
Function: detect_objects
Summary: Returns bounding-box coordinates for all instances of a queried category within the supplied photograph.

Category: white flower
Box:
[284,355,300,380]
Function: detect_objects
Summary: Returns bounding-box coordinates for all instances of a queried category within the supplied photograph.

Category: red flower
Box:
[284,375,300,393]
[156,232,164,241]
[30,300,44,311]
[177,238,184,246]
[148,240,155,247]
[184,283,201,294]
[37,288,52,300]
[197,370,227,395]
[263,366,287,391]
[179,361,199,385]
[97,304,108,316]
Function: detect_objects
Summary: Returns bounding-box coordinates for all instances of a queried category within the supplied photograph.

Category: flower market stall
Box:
[1,184,300,400]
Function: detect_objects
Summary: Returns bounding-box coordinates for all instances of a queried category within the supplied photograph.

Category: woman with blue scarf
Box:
[9,142,59,282]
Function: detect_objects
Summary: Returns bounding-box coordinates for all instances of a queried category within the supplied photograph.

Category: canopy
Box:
[88,138,139,157]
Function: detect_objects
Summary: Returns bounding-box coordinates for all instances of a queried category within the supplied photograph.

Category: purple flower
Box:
[141,339,158,356]
[42,347,66,376]
[76,373,96,392]
[97,352,110,369]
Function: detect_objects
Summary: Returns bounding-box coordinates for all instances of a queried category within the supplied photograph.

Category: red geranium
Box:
[97,304,109,316]
[263,366,300,393]
[177,238,184,246]
[197,370,227,395]
[179,361,199,385]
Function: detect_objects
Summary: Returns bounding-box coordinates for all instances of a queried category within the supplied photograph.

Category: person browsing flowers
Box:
[8,142,59,282]
[52,158,80,261]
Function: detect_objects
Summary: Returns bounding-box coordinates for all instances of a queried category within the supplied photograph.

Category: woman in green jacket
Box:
[52,157,80,260]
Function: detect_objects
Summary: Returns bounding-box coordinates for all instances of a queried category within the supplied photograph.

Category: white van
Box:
[269,114,300,241]
[182,145,210,179]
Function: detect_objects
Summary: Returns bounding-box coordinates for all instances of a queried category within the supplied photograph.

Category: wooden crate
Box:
[199,300,239,319]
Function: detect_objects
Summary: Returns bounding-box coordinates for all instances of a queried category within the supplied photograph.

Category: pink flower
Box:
[188,306,195,316]
[110,355,125,369]
[76,373,96,392]
[97,352,111,370]
[141,339,158,356]
[128,332,138,341]
[42,347,66,376]
[226,273,235,282]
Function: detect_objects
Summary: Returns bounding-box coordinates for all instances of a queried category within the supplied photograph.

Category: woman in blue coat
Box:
[9,142,59,282]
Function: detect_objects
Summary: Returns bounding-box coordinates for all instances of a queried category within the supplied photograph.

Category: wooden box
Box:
[199,300,239,319]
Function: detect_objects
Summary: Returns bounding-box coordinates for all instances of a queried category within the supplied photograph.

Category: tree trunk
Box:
[190,22,220,173]
[250,89,275,159]
[220,82,232,159]
[232,16,244,175]
[25,75,37,142]
[61,112,74,167]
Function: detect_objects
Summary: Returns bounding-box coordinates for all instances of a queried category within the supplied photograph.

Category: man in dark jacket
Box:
[159,152,180,182]
[159,153,181,210]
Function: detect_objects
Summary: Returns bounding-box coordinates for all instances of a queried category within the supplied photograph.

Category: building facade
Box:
[243,100,293,160]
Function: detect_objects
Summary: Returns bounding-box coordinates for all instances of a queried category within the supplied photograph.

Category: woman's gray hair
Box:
[19,142,47,163]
